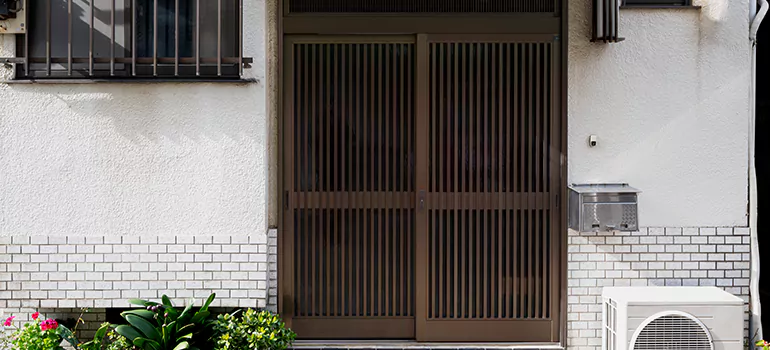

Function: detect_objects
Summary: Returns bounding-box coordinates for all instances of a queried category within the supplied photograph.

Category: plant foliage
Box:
[114,293,216,350]
[78,323,135,350]
[210,309,296,350]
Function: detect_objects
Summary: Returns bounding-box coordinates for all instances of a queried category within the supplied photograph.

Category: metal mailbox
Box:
[569,183,640,232]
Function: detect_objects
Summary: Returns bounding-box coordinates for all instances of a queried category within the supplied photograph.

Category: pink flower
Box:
[3,316,15,327]
[31,312,39,320]
[40,319,58,331]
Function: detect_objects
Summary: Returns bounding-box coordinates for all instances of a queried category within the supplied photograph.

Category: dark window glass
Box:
[24,0,241,78]
[622,0,691,6]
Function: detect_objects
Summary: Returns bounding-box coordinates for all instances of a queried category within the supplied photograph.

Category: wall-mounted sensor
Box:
[589,135,598,148]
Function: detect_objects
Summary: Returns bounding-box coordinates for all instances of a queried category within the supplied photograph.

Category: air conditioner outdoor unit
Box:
[602,287,744,350]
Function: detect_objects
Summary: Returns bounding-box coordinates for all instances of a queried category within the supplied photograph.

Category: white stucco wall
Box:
[569,0,751,227]
[0,2,268,238]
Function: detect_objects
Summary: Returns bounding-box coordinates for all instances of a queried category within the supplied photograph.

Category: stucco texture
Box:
[0,2,268,237]
[569,0,751,227]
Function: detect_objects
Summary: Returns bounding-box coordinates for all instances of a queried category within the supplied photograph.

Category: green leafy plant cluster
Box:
[210,309,296,350]
[7,312,78,350]
[78,323,135,350]
[6,294,296,350]
[114,294,216,350]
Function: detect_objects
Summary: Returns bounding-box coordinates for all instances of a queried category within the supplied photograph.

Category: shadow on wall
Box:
[2,83,264,144]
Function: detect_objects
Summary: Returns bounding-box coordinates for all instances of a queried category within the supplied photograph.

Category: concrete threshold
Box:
[291,341,564,350]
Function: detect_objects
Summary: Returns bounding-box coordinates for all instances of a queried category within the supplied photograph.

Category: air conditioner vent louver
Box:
[631,313,713,350]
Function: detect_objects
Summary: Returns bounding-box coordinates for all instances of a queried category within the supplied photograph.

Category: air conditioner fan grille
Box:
[631,314,713,350]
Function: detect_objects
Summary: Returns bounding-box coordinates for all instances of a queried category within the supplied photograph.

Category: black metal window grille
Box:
[288,0,557,13]
[13,0,249,79]
[621,0,692,6]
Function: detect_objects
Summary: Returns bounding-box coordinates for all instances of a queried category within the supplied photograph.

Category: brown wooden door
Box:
[282,34,562,342]
[283,36,417,339]
[414,34,562,342]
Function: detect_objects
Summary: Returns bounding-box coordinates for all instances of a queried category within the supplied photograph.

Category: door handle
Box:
[418,191,426,212]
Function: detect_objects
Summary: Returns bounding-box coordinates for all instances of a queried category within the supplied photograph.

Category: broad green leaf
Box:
[200,293,216,312]
[177,323,196,335]
[178,303,195,324]
[115,325,142,342]
[126,314,162,342]
[128,299,153,307]
[57,325,79,347]
[173,341,191,350]
[134,337,162,350]
[190,310,210,324]
[162,295,174,308]
[122,309,157,321]
[93,323,110,340]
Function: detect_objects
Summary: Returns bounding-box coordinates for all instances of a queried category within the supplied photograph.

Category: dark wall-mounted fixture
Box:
[592,0,625,42]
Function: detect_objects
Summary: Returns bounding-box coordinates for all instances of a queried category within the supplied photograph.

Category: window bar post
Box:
[89,0,94,76]
[153,0,158,76]
[132,0,136,76]
[67,0,72,76]
[111,0,115,75]
[238,0,243,77]
[195,0,200,76]
[46,0,51,76]
[23,0,29,77]
[217,0,221,76]
[175,0,179,76]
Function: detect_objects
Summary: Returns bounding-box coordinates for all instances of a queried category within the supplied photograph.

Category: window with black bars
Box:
[10,0,250,79]
[621,0,692,6]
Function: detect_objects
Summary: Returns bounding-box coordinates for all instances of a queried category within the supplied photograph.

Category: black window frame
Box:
[12,0,249,80]
[621,0,693,7]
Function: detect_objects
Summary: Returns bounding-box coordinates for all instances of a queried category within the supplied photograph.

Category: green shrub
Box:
[114,294,216,350]
[7,312,77,350]
[78,323,135,350]
[210,309,296,350]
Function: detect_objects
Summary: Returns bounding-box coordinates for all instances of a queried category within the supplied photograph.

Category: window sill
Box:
[3,78,258,84]
[620,5,701,9]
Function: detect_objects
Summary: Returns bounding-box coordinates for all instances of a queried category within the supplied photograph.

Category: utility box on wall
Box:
[569,183,640,232]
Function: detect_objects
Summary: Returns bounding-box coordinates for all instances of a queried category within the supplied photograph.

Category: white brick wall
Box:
[567,227,751,350]
[0,235,270,311]
[2,227,752,348]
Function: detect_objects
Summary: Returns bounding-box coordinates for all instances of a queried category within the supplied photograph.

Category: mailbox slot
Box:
[569,184,640,232]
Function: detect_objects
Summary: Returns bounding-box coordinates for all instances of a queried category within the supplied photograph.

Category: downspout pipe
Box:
[750,0,767,342]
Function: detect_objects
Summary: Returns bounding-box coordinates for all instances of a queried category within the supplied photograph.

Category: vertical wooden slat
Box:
[504,43,512,319]
[495,42,504,320]
[480,43,491,318]
[390,45,398,316]
[401,43,408,317]
[513,43,520,318]
[310,44,318,317]
[324,44,332,317]
[302,44,311,317]
[534,43,543,319]
[459,43,467,319]
[407,42,415,318]
[447,44,456,316]
[369,44,377,317]
[342,44,351,317]
[437,42,444,320]
[415,33,430,337]
[526,43,535,319]
[354,44,362,317]
[377,43,385,316]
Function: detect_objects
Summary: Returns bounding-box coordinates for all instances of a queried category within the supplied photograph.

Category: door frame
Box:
[276,0,570,344]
